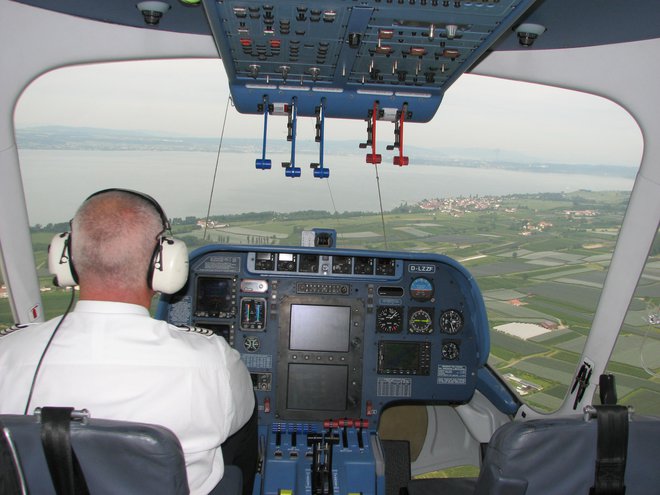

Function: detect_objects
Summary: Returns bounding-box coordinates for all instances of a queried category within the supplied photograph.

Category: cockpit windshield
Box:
[4,58,654,415]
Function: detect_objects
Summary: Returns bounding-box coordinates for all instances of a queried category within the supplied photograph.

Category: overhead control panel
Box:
[203,0,537,121]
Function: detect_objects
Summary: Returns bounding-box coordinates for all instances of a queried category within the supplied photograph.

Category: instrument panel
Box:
[162,244,489,428]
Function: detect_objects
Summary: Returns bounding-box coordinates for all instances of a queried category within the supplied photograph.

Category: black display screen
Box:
[378,341,430,375]
[289,304,351,352]
[287,363,348,411]
[196,277,232,315]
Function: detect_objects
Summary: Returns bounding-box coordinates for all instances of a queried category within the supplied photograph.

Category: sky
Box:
[14,59,643,167]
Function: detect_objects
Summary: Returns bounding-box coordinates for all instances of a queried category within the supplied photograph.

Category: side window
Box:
[481,192,635,412]
[600,230,660,414]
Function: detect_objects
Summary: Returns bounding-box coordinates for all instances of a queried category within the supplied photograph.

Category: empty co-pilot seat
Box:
[405,407,660,495]
[1,407,189,495]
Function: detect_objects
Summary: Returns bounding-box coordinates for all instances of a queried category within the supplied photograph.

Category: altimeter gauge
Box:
[376,306,403,333]
[440,309,464,334]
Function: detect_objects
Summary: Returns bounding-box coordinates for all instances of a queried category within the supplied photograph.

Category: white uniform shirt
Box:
[0,300,255,495]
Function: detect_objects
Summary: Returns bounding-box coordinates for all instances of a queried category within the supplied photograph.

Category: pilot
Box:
[0,189,256,495]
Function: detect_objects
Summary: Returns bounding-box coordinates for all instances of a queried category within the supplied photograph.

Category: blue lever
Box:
[282,97,301,178]
[311,99,330,179]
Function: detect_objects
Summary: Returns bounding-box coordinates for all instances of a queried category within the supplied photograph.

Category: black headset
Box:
[47,188,189,294]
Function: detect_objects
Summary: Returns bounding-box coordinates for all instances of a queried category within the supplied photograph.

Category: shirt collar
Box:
[73,300,150,316]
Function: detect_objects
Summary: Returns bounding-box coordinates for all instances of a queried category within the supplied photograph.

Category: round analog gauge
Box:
[410,277,434,302]
[440,309,464,334]
[442,341,460,360]
[408,308,434,334]
[376,306,403,333]
[244,336,260,353]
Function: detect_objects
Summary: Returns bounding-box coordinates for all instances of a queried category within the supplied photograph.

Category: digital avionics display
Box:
[196,277,232,315]
[287,363,348,411]
[378,341,431,375]
[289,304,351,352]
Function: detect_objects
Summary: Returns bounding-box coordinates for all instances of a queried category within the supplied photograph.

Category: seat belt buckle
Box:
[34,407,91,425]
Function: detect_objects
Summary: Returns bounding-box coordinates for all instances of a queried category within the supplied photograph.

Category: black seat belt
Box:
[589,405,629,495]
[39,407,90,495]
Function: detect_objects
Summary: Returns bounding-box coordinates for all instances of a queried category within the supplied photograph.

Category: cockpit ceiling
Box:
[13,0,660,49]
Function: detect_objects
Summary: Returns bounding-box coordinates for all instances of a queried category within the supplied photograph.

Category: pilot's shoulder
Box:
[172,324,216,338]
[0,323,36,338]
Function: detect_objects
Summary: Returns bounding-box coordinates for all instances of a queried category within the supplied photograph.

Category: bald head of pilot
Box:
[70,190,164,308]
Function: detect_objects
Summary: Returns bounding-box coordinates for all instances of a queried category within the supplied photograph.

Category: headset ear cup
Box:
[149,237,189,294]
[47,232,78,287]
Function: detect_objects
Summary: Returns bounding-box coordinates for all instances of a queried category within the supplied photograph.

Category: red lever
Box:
[366,101,382,164]
[393,105,409,166]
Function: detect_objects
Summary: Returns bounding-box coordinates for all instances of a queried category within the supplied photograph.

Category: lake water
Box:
[19,149,635,225]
